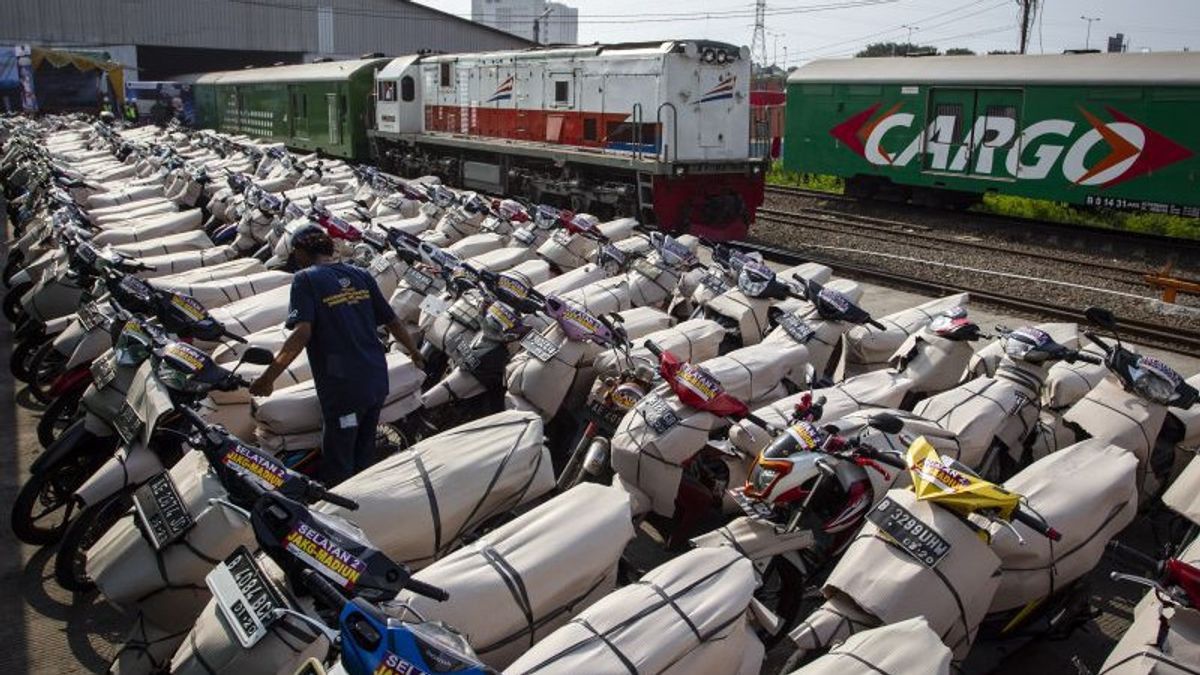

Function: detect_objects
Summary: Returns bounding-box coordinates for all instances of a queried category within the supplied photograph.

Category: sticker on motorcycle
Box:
[221,443,288,491]
[867,497,951,568]
[284,520,367,590]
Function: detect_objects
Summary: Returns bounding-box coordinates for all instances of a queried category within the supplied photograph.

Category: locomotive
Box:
[192,40,767,240]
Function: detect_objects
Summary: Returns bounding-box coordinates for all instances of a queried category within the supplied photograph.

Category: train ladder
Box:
[636,172,655,225]
[1144,261,1200,304]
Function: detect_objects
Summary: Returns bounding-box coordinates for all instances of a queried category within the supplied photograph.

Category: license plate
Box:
[369,254,392,275]
[133,471,195,550]
[552,229,573,247]
[457,339,482,372]
[730,488,775,521]
[866,497,951,569]
[640,393,680,435]
[78,301,105,331]
[113,400,143,444]
[632,257,662,279]
[776,313,816,344]
[90,354,117,389]
[513,227,537,246]
[521,332,560,362]
[404,267,434,290]
[585,398,626,432]
[207,547,285,648]
[699,273,728,294]
[419,293,449,318]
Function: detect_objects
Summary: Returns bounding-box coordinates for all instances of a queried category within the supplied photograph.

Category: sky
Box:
[424,0,1200,66]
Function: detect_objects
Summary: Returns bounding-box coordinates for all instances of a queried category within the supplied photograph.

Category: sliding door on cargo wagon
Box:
[922,87,1022,179]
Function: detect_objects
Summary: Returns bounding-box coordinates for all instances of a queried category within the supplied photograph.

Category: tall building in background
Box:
[472,0,579,44]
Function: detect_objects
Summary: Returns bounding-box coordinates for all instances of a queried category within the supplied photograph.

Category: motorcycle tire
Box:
[54,491,134,593]
[37,387,84,449]
[10,426,112,545]
[28,339,67,405]
[3,280,31,323]
[755,556,810,651]
[8,333,47,382]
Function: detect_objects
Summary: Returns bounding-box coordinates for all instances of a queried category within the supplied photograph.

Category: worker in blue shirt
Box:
[250,225,423,485]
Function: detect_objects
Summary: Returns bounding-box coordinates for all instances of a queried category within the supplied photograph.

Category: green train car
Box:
[784,53,1200,217]
[192,58,387,159]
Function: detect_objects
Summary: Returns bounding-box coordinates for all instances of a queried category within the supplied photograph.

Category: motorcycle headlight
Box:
[1132,366,1177,404]
[745,459,790,499]
[155,358,206,393]
[738,265,771,298]
[114,324,152,367]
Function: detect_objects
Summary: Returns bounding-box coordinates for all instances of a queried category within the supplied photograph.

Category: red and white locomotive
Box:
[371,40,765,239]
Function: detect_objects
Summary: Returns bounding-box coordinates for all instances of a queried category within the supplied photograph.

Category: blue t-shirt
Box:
[287,262,396,412]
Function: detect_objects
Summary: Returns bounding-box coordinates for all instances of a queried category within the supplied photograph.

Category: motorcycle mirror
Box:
[1084,306,1117,330]
[867,413,904,435]
[240,347,275,366]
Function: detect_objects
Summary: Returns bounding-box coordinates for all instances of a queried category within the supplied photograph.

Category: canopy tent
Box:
[27,47,129,106]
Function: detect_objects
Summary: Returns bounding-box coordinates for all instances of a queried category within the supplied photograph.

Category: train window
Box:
[378,81,397,102]
[440,62,452,88]
[554,81,570,104]
[802,84,833,96]
[583,118,597,141]
[401,76,415,102]
[1089,87,1143,100]
[847,84,882,97]
[932,103,963,141]
[604,121,659,146]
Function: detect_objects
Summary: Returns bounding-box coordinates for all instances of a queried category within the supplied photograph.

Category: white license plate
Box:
[867,497,952,568]
[521,332,560,362]
[133,471,195,550]
[632,257,662,280]
[419,293,449,318]
[640,393,680,435]
[552,229,573,247]
[90,354,117,389]
[207,547,285,648]
[112,400,144,444]
[369,254,392,275]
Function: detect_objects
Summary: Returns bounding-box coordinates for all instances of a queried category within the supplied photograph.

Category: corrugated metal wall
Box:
[0,0,529,55]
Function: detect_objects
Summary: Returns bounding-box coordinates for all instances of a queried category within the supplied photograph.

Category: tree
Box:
[855,42,938,57]
[988,49,1018,55]
[944,47,976,55]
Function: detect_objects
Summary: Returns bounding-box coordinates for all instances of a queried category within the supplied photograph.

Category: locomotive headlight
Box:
[716,50,729,64]
[703,49,717,63]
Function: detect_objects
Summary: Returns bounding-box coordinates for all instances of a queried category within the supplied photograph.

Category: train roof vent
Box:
[312,56,333,63]
[361,52,386,59]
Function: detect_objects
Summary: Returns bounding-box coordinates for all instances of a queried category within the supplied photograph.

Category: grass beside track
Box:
[765,165,1200,240]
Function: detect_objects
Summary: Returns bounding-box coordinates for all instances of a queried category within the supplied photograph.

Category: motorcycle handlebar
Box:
[861,447,907,470]
[743,412,771,430]
[1106,540,1161,572]
[300,568,348,612]
[318,489,360,511]
[404,577,450,602]
[868,318,887,331]
[1072,352,1104,365]
[1083,331,1113,353]
[1012,508,1061,542]
[222,327,248,344]
[644,340,663,359]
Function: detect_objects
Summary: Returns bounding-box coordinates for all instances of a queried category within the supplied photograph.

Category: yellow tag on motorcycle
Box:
[905,437,1020,520]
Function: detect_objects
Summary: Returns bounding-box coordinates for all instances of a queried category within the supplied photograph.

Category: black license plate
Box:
[640,393,680,435]
[90,355,117,389]
[207,547,285,648]
[404,267,434,290]
[730,488,775,521]
[866,497,952,568]
[521,332,560,362]
[776,313,816,344]
[699,273,728,294]
[112,400,143,444]
[585,398,626,432]
[133,471,195,550]
[78,302,105,331]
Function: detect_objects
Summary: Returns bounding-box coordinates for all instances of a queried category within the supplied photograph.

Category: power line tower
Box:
[1018,0,1038,54]
[751,0,768,70]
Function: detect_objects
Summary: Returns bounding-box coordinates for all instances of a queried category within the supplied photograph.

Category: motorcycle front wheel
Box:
[37,387,84,448]
[54,491,134,592]
[755,556,810,650]
[8,332,47,382]
[28,339,67,404]
[10,421,114,545]
[2,280,30,323]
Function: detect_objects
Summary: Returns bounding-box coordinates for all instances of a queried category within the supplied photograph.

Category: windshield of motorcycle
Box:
[155,341,226,394]
[928,307,976,339]
[494,273,533,308]
[545,297,613,344]
[738,261,775,298]
[159,293,224,341]
[114,320,154,366]
[1002,326,1060,364]
[763,421,827,459]
[1130,355,1185,404]
[482,301,526,341]
[815,285,870,323]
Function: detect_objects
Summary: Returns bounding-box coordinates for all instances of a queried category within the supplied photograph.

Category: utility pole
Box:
[533,5,554,45]
[1018,0,1037,54]
[751,0,767,72]
[1081,15,1101,50]
[901,24,919,55]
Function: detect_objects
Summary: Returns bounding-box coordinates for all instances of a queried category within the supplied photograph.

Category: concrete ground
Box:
[1,253,1196,673]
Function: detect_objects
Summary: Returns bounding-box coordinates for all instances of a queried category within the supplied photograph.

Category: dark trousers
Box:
[319,403,383,487]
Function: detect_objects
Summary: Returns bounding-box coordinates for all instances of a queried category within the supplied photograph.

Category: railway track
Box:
[763,183,1200,268]
[733,237,1200,358]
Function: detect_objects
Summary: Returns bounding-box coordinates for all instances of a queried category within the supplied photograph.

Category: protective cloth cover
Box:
[447,232,508,260]
[317,410,555,568]
[252,351,423,434]
[504,546,758,675]
[792,488,1002,660]
[88,450,256,631]
[704,263,831,347]
[1097,535,1200,675]
[691,515,816,562]
[392,484,634,669]
[986,439,1138,611]
[534,263,606,298]
[206,283,292,341]
[1043,344,1108,409]
[111,230,213,258]
[108,612,191,675]
[467,245,537,274]
[168,555,327,675]
[132,245,241,278]
[1163,454,1200,527]
[968,323,1079,378]
[560,276,633,315]
[1172,372,1200,453]
[789,617,952,675]
[87,183,164,209]
[153,271,293,310]
[841,293,968,378]
[1063,375,1166,489]
[93,200,176,226]
[592,319,725,380]
[535,218,637,271]
[150,257,265,286]
[609,343,796,516]
[90,209,203,246]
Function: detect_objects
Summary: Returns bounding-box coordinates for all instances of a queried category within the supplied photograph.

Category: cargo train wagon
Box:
[190,41,767,240]
[784,53,1200,218]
